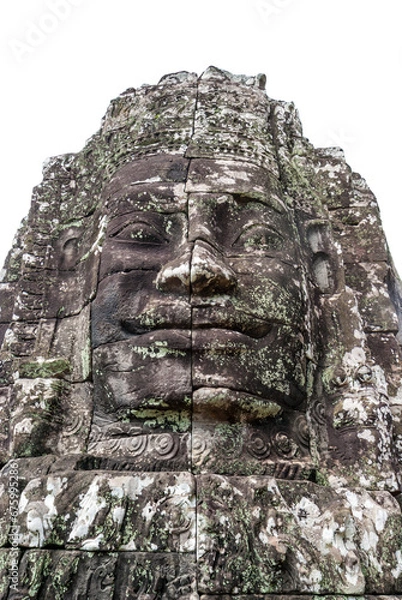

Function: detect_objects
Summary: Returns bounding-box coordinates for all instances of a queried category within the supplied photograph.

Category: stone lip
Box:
[118,326,192,349]
[192,327,269,350]
[193,386,283,421]
[119,313,273,341]
[191,307,274,339]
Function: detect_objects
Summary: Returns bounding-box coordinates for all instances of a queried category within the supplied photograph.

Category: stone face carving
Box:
[90,154,309,478]
[0,66,402,598]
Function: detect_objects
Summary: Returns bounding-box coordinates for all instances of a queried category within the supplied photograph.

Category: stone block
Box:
[197,475,402,595]
[186,158,282,202]
[15,471,196,552]
[345,262,399,332]
[331,206,388,263]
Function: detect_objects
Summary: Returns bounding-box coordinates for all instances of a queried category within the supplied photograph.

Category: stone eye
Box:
[233,225,283,252]
[110,221,166,245]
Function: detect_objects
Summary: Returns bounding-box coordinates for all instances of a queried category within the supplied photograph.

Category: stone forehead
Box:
[102,154,286,213]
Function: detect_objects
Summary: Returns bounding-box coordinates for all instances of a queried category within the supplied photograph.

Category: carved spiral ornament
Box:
[310,400,327,426]
[153,433,179,458]
[293,414,310,449]
[63,413,84,437]
[355,365,373,384]
[331,366,349,388]
[247,431,271,459]
[128,435,147,456]
[274,432,298,458]
[192,433,208,458]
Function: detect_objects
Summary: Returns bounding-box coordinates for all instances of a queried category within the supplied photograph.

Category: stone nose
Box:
[155,249,191,294]
[156,241,236,295]
[190,240,236,295]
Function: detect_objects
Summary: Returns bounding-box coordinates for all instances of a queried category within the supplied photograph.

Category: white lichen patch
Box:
[297,564,323,593]
[18,476,67,547]
[111,506,125,525]
[342,347,366,370]
[132,341,186,359]
[391,550,402,578]
[45,477,68,517]
[68,477,106,542]
[13,418,34,435]
[357,429,375,443]
[294,497,321,527]
[158,260,190,286]
[107,473,155,500]
[84,214,108,258]
[79,533,105,551]
[258,530,270,545]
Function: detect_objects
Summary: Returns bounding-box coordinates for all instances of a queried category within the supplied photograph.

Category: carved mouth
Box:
[191,328,260,351]
[191,310,272,339]
[118,324,269,355]
[118,327,192,350]
[120,319,189,335]
[121,309,273,340]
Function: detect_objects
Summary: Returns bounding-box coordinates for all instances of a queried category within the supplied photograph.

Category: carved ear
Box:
[312,252,334,292]
[57,229,81,270]
[61,237,79,270]
[306,221,340,294]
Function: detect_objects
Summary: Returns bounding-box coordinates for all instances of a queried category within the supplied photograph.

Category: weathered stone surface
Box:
[192,387,312,478]
[0,67,401,597]
[331,206,388,264]
[197,476,402,595]
[50,305,92,382]
[186,158,282,200]
[345,262,399,332]
[9,550,117,599]
[0,471,195,552]
[113,552,197,599]
[0,549,197,599]
[199,597,402,600]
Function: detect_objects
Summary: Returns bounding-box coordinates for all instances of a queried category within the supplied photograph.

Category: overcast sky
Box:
[1,0,401,274]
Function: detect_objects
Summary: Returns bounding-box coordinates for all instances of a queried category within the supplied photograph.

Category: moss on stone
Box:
[19,359,71,379]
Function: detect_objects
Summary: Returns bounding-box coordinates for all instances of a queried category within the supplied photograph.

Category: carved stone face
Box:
[91,155,307,429]
[2,70,402,600]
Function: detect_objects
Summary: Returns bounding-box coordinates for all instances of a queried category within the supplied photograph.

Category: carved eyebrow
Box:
[231,193,285,214]
[236,221,283,235]
[232,223,284,247]
[107,216,164,238]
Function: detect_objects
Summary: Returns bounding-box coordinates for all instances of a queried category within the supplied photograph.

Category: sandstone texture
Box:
[0,67,402,598]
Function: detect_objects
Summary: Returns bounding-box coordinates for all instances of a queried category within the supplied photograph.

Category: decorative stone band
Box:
[1,471,401,596]
[99,67,280,180]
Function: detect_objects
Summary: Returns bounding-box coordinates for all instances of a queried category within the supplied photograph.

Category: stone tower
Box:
[0,67,402,598]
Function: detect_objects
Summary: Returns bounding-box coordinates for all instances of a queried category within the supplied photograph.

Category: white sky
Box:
[1,0,401,273]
